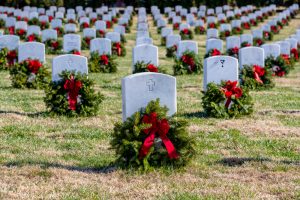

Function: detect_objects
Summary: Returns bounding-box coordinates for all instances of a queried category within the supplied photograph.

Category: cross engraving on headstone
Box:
[146,79,155,91]
[67,57,73,68]
[220,59,225,67]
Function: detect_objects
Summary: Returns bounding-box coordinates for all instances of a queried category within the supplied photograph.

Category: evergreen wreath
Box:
[240,64,275,90]
[0,48,18,70]
[25,33,42,42]
[111,99,196,171]
[44,70,104,116]
[40,21,50,30]
[173,50,202,75]
[15,28,27,40]
[263,31,273,41]
[0,18,5,28]
[194,26,206,34]
[241,22,251,29]
[96,30,106,38]
[271,25,279,34]
[54,27,64,37]
[265,55,291,77]
[207,22,217,29]
[241,41,252,47]
[204,48,222,59]
[250,19,257,26]
[253,38,264,47]
[45,39,63,54]
[28,18,39,26]
[68,49,81,55]
[88,52,118,73]
[232,27,243,35]
[179,29,194,40]
[166,45,177,58]
[121,24,130,33]
[80,22,90,31]
[202,80,253,118]
[9,58,50,89]
[112,42,126,57]
[173,23,180,30]
[133,61,165,74]
[121,34,127,43]
[220,30,231,39]
[81,36,94,50]
[226,47,239,58]
[0,48,8,70]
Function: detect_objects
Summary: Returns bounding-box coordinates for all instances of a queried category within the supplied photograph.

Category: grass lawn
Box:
[0,12,299,199]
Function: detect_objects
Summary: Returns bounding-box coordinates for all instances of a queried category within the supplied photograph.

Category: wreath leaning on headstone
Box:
[88,52,118,73]
[9,58,50,89]
[265,55,292,77]
[240,64,275,90]
[111,99,196,171]
[44,70,104,116]
[166,44,177,58]
[133,61,166,74]
[173,50,203,75]
[202,80,254,118]
[45,39,63,54]
[112,42,126,57]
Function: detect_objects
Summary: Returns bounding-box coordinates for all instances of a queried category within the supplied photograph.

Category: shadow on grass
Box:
[179,111,208,119]
[219,157,300,167]
[258,110,300,115]
[0,110,48,118]
[5,160,117,174]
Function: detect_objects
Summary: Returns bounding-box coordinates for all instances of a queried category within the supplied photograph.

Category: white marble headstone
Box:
[105,32,121,42]
[42,29,57,42]
[18,42,45,63]
[0,35,20,50]
[166,34,181,48]
[277,41,291,56]
[177,40,198,57]
[239,47,264,68]
[226,36,240,49]
[122,73,177,121]
[63,34,81,52]
[206,39,223,53]
[262,44,280,59]
[133,44,158,68]
[52,54,88,82]
[90,38,111,55]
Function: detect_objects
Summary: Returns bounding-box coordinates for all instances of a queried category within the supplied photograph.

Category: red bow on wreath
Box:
[98,30,105,36]
[231,47,239,54]
[182,55,195,71]
[85,37,91,45]
[147,64,158,72]
[182,29,189,34]
[27,59,42,74]
[221,80,243,108]
[82,22,89,28]
[106,21,111,28]
[7,50,17,65]
[51,41,59,49]
[28,34,36,42]
[212,49,221,56]
[17,29,26,36]
[291,48,298,60]
[253,65,265,84]
[8,27,14,35]
[100,55,109,65]
[114,42,122,56]
[139,112,179,160]
[64,75,82,110]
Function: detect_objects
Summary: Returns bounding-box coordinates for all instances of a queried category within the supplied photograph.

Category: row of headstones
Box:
[0,32,121,54]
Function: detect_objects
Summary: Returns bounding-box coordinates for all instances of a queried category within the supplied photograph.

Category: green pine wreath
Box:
[173,50,202,75]
[194,26,206,35]
[112,42,126,57]
[81,37,94,50]
[28,18,39,25]
[45,39,63,54]
[44,70,104,116]
[240,64,275,90]
[133,61,165,74]
[88,52,118,73]
[25,33,42,42]
[179,29,194,40]
[265,55,292,77]
[9,59,50,89]
[111,99,196,171]
[166,45,177,58]
[202,81,254,118]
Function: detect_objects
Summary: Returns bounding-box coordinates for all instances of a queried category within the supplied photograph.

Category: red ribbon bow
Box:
[27,59,42,74]
[253,65,265,84]
[82,22,89,28]
[181,55,195,71]
[7,50,17,65]
[221,80,243,108]
[147,64,158,72]
[100,55,109,65]
[291,48,298,60]
[182,29,189,34]
[63,75,82,110]
[232,47,239,54]
[114,42,122,56]
[211,48,221,56]
[98,30,105,37]
[28,34,36,42]
[85,37,91,45]
[139,112,179,160]
[51,41,59,49]
[106,21,111,28]
[209,23,215,28]
[8,27,14,35]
